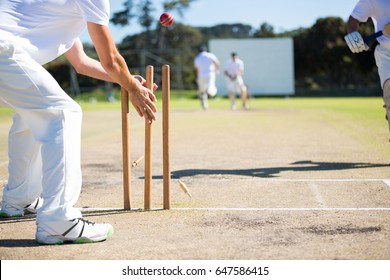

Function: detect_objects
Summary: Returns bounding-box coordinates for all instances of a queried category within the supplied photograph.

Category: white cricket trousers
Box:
[226,75,246,93]
[375,44,390,88]
[197,73,217,97]
[0,40,82,224]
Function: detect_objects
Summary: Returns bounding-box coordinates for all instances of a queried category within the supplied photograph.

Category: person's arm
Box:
[65,38,114,82]
[239,61,244,76]
[224,63,234,80]
[226,73,235,80]
[65,38,155,91]
[344,15,369,53]
[86,22,157,122]
[213,57,220,75]
[347,16,361,33]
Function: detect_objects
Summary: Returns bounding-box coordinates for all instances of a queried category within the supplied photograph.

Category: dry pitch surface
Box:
[0,98,390,260]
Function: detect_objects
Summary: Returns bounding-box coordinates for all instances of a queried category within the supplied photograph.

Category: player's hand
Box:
[133,75,158,91]
[128,77,158,123]
[344,31,369,53]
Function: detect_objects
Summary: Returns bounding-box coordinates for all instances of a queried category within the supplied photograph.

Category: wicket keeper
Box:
[0,0,157,244]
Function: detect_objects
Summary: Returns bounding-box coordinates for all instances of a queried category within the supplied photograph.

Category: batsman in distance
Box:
[0,0,157,244]
[344,0,390,142]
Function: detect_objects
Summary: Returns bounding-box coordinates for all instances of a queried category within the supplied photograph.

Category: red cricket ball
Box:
[160,12,174,27]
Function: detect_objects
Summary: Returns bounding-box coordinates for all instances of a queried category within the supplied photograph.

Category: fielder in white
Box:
[345,0,390,142]
[224,52,249,110]
[194,45,220,110]
[0,0,157,244]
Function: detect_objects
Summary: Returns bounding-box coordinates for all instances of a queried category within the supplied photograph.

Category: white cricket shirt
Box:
[0,0,110,65]
[224,58,244,77]
[194,51,219,78]
[351,0,390,48]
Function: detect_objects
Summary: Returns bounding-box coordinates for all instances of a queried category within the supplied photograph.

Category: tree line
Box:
[45,1,380,96]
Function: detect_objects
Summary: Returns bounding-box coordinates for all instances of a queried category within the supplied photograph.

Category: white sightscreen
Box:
[209,38,295,96]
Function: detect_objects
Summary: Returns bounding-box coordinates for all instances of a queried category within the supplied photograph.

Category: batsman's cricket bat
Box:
[364,24,390,43]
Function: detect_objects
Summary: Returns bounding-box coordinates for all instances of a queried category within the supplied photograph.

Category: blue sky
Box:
[81,0,360,43]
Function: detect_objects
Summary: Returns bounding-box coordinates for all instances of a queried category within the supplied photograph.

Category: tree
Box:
[253,22,275,38]
[198,23,252,45]
[162,0,196,15]
[112,1,197,52]
[294,17,377,89]
[112,0,197,31]
[119,23,202,89]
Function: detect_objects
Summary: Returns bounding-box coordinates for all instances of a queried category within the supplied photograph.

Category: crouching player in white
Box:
[224,52,249,110]
[0,0,158,244]
[345,0,390,142]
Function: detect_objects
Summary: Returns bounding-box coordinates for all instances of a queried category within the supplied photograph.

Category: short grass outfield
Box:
[1,91,388,167]
[0,89,386,115]
[1,91,389,156]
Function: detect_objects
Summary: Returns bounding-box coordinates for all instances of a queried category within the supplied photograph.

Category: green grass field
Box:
[1,90,385,115]
[2,92,387,153]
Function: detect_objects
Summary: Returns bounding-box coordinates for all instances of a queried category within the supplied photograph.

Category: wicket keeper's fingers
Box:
[129,90,157,119]
[142,106,156,123]
[133,75,145,85]
[134,75,159,92]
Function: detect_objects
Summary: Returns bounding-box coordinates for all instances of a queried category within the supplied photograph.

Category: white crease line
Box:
[80,207,390,212]
[174,207,390,211]
[166,178,390,183]
[384,180,390,187]
[255,178,388,182]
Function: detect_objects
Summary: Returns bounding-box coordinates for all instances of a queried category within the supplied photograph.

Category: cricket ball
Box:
[160,12,174,27]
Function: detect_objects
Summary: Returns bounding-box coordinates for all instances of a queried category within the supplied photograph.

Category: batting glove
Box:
[344,31,369,53]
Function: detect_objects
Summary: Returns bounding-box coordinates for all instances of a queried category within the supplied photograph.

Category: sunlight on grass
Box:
[1,95,388,155]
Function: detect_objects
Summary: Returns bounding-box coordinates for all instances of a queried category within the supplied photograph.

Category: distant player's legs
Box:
[226,78,236,110]
[207,73,217,98]
[197,77,209,110]
[240,85,249,110]
[383,79,390,139]
[375,45,390,141]
[201,92,208,110]
[229,91,236,110]
[235,76,249,110]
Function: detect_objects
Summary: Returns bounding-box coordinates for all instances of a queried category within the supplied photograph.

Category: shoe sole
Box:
[0,210,37,217]
[36,226,114,245]
[0,212,23,218]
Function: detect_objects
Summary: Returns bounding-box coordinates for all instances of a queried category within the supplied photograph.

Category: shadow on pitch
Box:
[0,239,41,248]
[167,160,390,179]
